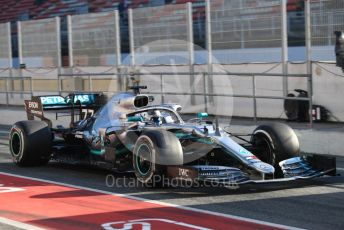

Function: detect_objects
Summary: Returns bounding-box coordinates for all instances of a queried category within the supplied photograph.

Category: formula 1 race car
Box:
[9,84,336,187]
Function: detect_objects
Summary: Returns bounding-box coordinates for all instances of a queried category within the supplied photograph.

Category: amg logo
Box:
[28,102,39,109]
[178,168,189,177]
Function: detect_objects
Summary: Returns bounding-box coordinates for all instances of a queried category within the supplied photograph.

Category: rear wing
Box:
[24,93,106,128]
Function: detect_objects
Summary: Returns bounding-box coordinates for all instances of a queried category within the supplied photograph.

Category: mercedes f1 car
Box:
[9,84,336,187]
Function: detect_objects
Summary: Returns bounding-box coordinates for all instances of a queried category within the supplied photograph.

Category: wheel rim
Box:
[135,143,152,176]
[254,135,274,164]
[10,132,21,157]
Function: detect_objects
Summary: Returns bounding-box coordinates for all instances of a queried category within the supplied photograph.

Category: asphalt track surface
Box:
[0,124,344,230]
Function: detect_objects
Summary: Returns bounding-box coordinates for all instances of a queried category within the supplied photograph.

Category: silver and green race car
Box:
[9,84,336,187]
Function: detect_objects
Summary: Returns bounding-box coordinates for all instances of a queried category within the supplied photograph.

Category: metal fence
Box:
[208,0,285,64]
[0,71,312,125]
[0,22,11,69]
[0,77,33,105]
[0,0,342,69]
[19,17,61,68]
[69,11,121,67]
[130,3,192,65]
[310,0,344,61]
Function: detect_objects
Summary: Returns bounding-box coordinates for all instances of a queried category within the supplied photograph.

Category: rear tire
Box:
[251,123,300,177]
[9,121,52,167]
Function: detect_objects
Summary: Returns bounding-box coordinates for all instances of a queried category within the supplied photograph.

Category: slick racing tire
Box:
[133,130,183,187]
[251,122,300,177]
[9,121,52,167]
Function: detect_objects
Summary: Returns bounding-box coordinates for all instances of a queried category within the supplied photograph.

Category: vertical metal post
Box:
[29,77,33,98]
[327,14,332,46]
[239,0,244,49]
[5,78,9,106]
[114,10,121,67]
[187,2,195,105]
[89,75,93,91]
[17,21,24,99]
[58,75,62,95]
[205,0,214,104]
[305,0,313,128]
[203,73,208,113]
[72,74,76,92]
[114,10,122,91]
[55,17,62,74]
[252,74,257,122]
[205,0,212,67]
[128,9,135,66]
[307,72,313,128]
[17,21,23,69]
[7,22,13,73]
[6,22,13,101]
[160,73,164,104]
[187,3,194,66]
[305,0,312,77]
[281,0,288,96]
[67,15,74,68]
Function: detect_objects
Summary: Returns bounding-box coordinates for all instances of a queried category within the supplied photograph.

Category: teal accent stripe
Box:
[90,149,105,155]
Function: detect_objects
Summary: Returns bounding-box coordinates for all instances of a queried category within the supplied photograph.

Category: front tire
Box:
[133,130,183,187]
[9,121,52,167]
[251,122,300,177]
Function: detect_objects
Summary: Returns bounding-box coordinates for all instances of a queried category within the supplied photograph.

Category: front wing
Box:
[166,154,336,186]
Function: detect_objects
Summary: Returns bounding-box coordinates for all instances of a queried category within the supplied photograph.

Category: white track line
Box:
[0,217,45,230]
[0,171,303,230]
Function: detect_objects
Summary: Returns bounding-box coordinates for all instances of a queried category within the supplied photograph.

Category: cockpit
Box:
[127,108,182,126]
[91,93,183,134]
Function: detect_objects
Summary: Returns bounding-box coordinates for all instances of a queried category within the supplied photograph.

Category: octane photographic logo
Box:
[104,39,234,166]
[105,174,239,189]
